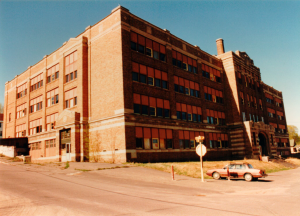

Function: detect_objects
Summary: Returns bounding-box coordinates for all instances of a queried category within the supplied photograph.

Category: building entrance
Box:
[258,133,268,156]
[60,129,71,162]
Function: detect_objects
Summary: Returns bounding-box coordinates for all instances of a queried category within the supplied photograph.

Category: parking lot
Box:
[1,158,300,215]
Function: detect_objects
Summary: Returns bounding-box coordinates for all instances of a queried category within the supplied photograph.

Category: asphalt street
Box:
[0,161,299,216]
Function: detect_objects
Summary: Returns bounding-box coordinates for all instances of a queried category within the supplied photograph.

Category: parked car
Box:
[206,163,268,181]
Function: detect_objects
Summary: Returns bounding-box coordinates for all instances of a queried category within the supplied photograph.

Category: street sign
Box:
[194,136,206,182]
[196,144,207,157]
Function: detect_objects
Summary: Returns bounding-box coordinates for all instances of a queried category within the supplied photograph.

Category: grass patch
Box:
[65,161,69,169]
[75,169,92,172]
[7,157,23,162]
[130,159,300,179]
[286,158,300,166]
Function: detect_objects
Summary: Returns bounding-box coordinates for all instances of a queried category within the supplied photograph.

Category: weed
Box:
[75,169,92,172]
[97,166,130,171]
[65,161,69,169]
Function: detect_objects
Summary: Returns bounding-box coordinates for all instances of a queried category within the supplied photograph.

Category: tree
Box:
[287,125,300,143]
[0,103,3,113]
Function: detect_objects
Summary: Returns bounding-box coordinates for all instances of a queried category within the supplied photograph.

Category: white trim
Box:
[33,155,59,160]
[28,136,56,143]
[89,149,126,156]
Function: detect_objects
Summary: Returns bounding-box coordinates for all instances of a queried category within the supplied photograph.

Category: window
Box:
[65,88,77,109]
[47,88,59,107]
[132,62,168,89]
[29,118,42,135]
[278,125,286,133]
[267,108,275,118]
[277,111,284,120]
[47,64,59,83]
[31,142,41,150]
[30,74,43,92]
[201,64,221,83]
[257,81,260,91]
[172,50,197,73]
[133,94,170,118]
[179,130,205,149]
[275,98,283,107]
[209,133,228,148]
[16,103,27,119]
[148,77,154,86]
[150,107,156,116]
[65,51,78,83]
[204,86,223,104]
[16,83,28,99]
[207,109,225,125]
[30,96,43,113]
[242,112,246,122]
[15,124,26,137]
[247,94,250,107]
[176,103,202,123]
[135,127,173,149]
[131,32,166,62]
[174,76,200,98]
[46,113,58,131]
[259,99,263,110]
[46,139,56,148]
[265,93,274,104]
[237,72,242,84]
[240,91,244,105]
[244,76,248,87]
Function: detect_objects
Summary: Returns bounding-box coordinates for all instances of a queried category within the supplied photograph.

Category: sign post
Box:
[195,136,206,182]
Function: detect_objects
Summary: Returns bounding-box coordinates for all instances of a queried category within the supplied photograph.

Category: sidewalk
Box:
[0,156,130,174]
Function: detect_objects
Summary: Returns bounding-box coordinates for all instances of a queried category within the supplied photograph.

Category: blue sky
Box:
[0,0,299,130]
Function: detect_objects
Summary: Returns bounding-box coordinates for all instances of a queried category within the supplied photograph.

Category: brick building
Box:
[2,6,290,163]
[0,114,3,138]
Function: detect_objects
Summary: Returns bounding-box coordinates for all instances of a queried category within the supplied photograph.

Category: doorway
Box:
[66,143,71,161]
[60,129,71,162]
[258,133,268,156]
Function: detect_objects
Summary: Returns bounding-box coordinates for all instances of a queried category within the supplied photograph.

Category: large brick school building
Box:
[2,6,290,163]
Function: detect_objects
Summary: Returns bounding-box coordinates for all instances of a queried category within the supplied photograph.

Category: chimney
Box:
[216,38,225,55]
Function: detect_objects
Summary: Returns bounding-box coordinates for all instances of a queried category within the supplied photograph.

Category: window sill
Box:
[175,92,200,99]
[133,113,171,120]
[16,95,27,100]
[30,87,43,93]
[16,116,27,120]
[46,103,59,109]
[132,50,166,64]
[47,79,59,85]
[64,78,77,85]
[65,105,77,110]
[173,65,198,75]
[132,80,169,92]
[204,99,224,105]
[202,77,222,84]
[29,109,43,115]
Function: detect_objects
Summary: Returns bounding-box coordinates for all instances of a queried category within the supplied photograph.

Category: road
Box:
[0,161,299,216]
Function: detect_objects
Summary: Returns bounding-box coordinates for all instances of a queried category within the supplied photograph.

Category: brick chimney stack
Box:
[216,38,225,55]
